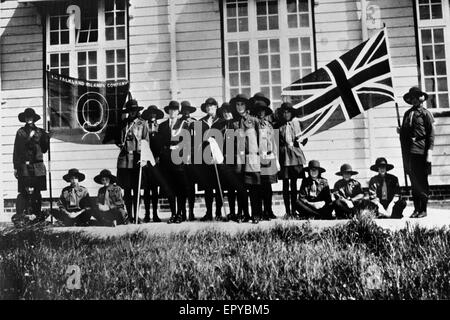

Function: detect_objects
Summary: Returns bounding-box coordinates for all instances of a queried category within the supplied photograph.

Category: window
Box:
[46,0,128,81]
[416,0,450,108]
[223,0,315,109]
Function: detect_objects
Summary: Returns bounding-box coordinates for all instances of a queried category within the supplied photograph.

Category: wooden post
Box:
[361,0,377,178]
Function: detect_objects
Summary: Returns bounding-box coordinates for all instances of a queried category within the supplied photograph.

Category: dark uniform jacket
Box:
[368,173,400,206]
[181,116,197,165]
[259,118,278,177]
[333,178,363,200]
[117,117,149,168]
[147,120,162,162]
[230,112,261,173]
[13,125,49,177]
[57,185,91,212]
[299,177,332,203]
[97,184,126,211]
[276,119,306,167]
[196,115,227,165]
[158,117,190,166]
[400,105,435,155]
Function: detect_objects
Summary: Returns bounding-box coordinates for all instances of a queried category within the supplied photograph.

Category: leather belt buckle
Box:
[128,151,133,154]
[25,161,31,165]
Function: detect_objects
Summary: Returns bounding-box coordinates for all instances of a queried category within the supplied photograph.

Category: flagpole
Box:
[361,0,377,177]
[135,164,143,224]
[395,102,409,189]
[45,68,54,223]
[213,163,227,218]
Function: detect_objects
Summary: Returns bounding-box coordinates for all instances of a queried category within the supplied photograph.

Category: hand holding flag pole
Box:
[208,137,227,218]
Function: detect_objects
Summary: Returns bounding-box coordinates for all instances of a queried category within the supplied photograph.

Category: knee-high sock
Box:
[204,188,213,216]
[261,181,273,214]
[227,189,236,216]
[248,185,262,219]
[124,189,133,219]
[290,178,297,213]
[144,189,151,215]
[282,179,290,214]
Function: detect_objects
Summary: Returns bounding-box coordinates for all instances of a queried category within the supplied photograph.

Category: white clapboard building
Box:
[1,0,449,211]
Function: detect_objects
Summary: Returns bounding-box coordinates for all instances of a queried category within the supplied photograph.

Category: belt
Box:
[24,160,43,165]
[411,136,426,142]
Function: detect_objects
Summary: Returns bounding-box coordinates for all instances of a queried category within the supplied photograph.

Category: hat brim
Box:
[142,109,164,120]
[201,103,218,113]
[403,91,428,105]
[182,106,197,114]
[370,163,394,172]
[94,173,117,184]
[278,106,295,114]
[18,112,41,123]
[121,106,144,113]
[336,170,359,176]
[250,96,271,107]
[252,104,273,116]
[229,97,249,107]
[303,167,326,174]
[63,172,85,183]
[164,105,180,114]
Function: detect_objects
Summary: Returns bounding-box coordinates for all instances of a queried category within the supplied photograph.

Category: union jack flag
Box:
[281,29,394,140]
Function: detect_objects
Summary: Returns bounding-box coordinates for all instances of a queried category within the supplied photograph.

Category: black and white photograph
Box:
[1,0,450,309]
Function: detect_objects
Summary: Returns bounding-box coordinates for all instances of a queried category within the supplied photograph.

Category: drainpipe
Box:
[361,0,376,176]
[168,0,179,100]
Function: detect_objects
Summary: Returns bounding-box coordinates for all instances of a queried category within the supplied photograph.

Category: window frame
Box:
[45,0,129,81]
[222,0,316,108]
[415,0,450,110]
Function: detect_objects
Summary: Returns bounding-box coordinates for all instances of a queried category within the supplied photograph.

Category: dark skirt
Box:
[18,176,47,193]
[219,164,244,190]
[244,172,261,185]
[117,168,139,190]
[261,174,278,184]
[141,165,163,189]
[185,164,199,185]
[278,165,304,180]
[158,163,190,197]
[195,165,219,190]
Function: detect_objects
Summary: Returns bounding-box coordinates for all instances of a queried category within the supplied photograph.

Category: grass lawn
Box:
[1,215,450,300]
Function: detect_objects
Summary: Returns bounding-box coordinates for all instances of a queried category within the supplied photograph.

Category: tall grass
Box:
[1,217,450,299]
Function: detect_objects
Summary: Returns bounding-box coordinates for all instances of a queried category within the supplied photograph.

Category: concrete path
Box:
[2,204,449,239]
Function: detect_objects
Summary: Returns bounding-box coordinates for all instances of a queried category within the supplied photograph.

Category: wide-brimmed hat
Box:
[303,160,326,174]
[201,97,218,113]
[279,102,295,112]
[249,92,271,107]
[403,86,428,105]
[218,102,233,117]
[63,168,86,182]
[121,99,144,114]
[251,100,273,116]
[335,163,358,176]
[94,169,117,184]
[18,108,41,123]
[142,105,164,121]
[163,101,180,114]
[370,157,394,172]
[229,93,250,109]
[180,101,197,114]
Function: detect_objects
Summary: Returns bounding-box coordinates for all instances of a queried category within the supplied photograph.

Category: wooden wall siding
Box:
[129,0,223,121]
[1,1,45,199]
